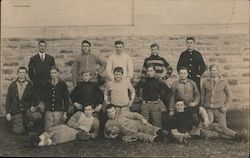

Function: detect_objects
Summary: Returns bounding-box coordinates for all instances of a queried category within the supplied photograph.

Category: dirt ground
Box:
[0,109,249,157]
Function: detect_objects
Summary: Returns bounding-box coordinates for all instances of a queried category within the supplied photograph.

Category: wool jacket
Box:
[40,79,69,112]
[177,49,206,80]
[201,77,231,109]
[6,80,37,115]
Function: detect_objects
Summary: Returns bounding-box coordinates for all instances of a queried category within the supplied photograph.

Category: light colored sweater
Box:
[105,79,135,107]
[71,53,106,86]
[106,53,134,80]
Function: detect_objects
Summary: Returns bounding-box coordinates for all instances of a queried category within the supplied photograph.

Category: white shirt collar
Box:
[39,52,45,57]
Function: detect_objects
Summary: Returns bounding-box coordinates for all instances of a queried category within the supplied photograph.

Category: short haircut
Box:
[82,40,91,47]
[50,66,59,72]
[175,99,184,105]
[81,71,91,75]
[38,40,47,46]
[150,43,159,49]
[84,104,95,110]
[178,67,188,73]
[209,64,218,71]
[106,104,115,110]
[17,66,28,73]
[114,40,124,46]
[147,64,155,71]
[186,37,195,42]
[113,67,124,74]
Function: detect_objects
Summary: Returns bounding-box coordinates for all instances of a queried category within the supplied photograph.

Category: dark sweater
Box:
[135,77,171,102]
[70,81,104,110]
[40,79,69,112]
[170,106,201,133]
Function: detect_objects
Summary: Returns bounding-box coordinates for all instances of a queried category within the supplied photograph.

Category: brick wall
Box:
[1,34,249,114]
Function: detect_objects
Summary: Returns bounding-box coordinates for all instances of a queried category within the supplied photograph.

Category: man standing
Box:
[201,64,231,128]
[141,43,173,81]
[28,40,55,94]
[106,40,134,81]
[135,64,172,128]
[71,40,106,87]
[177,37,206,91]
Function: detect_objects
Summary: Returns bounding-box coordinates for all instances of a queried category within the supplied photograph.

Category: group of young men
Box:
[5,37,247,147]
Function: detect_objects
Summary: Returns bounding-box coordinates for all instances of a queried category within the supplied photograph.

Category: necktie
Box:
[212,78,215,87]
[41,54,44,61]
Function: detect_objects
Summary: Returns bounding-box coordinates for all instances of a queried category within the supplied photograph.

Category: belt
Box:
[113,105,128,108]
[142,99,160,104]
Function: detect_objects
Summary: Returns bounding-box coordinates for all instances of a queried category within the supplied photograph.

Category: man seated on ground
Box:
[169,100,247,143]
[104,104,169,143]
[30,104,99,146]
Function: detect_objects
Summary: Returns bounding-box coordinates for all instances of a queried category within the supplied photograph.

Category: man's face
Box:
[186,39,195,50]
[209,66,218,78]
[115,44,124,54]
[151,46,159,56]
[175,101,185,113]
[146,67,155,78]
[114,72,123,81]
[84,105,94,117]
[179,69,188,80]
[38,42,47,53]
[107,107,116,120]
[17,69,27,80]
[82,72,91,82]
[50,69,59,80]
[82,43,90,54]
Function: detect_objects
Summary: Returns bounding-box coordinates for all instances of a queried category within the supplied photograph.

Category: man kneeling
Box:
[104,104,168,143]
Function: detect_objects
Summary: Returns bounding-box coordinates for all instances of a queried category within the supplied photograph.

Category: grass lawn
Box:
[0,109,249,157]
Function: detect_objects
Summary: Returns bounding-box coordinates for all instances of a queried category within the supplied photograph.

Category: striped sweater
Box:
[141,55,173,80]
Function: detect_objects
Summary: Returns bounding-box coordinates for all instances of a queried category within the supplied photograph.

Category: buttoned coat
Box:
[6,80,37,115]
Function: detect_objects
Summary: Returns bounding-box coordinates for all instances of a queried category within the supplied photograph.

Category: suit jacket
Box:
[6,80,37,115]
[28,53,55,89]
